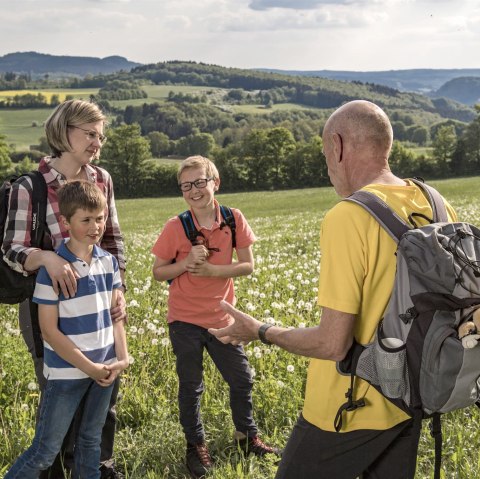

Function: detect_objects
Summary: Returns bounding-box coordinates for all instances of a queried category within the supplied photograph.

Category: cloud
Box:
[247,0,395,10]
[209,2,386,32]
[249,0,334,10]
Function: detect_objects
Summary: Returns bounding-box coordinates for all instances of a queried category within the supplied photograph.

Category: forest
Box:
[0,61,479,198]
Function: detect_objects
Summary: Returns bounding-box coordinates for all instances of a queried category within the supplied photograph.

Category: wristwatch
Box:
[258,323,273,345]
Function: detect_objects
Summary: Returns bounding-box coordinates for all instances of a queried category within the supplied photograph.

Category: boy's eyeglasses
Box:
[179,177,213,192]
[69,126,107,145]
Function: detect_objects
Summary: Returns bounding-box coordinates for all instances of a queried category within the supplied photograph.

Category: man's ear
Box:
[331,133,343,163]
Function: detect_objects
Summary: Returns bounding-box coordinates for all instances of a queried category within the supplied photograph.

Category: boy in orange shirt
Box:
[151,156,278,478]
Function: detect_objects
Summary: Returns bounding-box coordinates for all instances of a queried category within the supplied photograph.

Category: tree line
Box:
[3,104,480,198]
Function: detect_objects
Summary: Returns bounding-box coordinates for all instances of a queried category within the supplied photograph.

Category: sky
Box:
[1,0,479,72]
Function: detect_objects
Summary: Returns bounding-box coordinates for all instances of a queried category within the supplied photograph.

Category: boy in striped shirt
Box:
[5,181,128,479]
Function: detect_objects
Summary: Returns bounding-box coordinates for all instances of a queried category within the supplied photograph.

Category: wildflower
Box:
[27,382,37,391]
[277,380,285,388]
[161,338,170,346]
[151,338,159,346]
[128,355,135,365]
[287,365,295,373]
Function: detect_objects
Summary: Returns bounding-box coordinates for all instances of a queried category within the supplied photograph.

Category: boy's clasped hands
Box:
[93,359,130,387]
[185,244,212,276]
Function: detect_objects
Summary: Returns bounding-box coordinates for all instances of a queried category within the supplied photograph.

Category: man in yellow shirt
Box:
[209,100,456,478]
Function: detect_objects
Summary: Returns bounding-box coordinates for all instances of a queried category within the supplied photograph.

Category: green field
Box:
[2,180,480,478]
[0,89,99,150]
[0,85,227,149]
[0,109,51,150]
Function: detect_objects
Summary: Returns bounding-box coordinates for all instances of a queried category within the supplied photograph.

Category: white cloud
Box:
[0,0,478,70]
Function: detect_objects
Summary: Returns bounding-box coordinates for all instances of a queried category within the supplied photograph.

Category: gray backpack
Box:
[336,179,480,479]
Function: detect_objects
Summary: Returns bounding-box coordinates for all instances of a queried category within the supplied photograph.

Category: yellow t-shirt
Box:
[302,181,457,432]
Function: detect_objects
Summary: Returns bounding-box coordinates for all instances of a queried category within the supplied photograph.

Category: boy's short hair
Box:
[45,100,107,157]
[177,155,219,182]
[58,180,107,221]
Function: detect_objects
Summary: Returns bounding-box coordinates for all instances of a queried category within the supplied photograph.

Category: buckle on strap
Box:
[334,388,366,432]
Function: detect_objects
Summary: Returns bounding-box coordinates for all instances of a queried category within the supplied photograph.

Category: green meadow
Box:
[1,180,480,478]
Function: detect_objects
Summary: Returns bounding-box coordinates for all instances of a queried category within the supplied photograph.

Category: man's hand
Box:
[111,288,127,323]
[208,300,263,345]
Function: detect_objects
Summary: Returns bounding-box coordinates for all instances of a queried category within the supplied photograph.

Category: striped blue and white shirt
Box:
[33,240,122,380]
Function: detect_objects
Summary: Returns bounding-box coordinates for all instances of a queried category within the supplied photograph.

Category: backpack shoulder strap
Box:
[219,205,236,248]
[345,191,410,243]
[24,171,48,248]
[408,178,448,223]
[178,210,200,245]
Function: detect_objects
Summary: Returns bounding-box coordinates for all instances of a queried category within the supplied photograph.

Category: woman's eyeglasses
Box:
[69,126,107,145]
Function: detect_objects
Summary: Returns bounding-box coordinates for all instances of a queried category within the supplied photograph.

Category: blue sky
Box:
[1,0,479,71]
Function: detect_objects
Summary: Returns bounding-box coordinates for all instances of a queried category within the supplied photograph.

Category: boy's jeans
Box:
[19,299,119,477]
[5,377,114,479]
[169,320,258,444]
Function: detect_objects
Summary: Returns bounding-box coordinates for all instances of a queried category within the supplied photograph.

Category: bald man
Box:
[209,100,456,478]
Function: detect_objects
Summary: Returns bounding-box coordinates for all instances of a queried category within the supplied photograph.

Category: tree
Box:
[240,129,269,190]
[388,141,416,178]
[99,124,153,197]
[0,135,13,179]
[264,127,296,187]
[432,125,456,174]
[147,131,171,157]
[175,133,215,157]
[13,156,36,175]
[460,105,480,174]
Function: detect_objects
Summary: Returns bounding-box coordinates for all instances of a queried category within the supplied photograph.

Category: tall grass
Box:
[1,180,480,478]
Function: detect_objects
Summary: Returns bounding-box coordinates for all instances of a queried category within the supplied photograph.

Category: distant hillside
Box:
[257,68,480,95]
[123,61,475,122]
[433,77,480,106]
[0,52,141,77]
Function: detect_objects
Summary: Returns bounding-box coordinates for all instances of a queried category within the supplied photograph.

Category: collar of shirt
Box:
[57,240,109,264]
[39,157,98,186]
[189,199,223,232]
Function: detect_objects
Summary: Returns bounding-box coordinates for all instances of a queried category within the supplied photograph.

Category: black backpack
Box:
[0,171,49,304]
[168,206,236,285]
[336,179,480,479]
[178,205,236,248]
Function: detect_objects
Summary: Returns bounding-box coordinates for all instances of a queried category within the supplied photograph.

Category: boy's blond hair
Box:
[58,180,107,221]
[45,99,107,157]
[177,156,219,182]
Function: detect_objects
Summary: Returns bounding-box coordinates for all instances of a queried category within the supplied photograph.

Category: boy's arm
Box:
[39,304,110,381]
[98,289,129,386]
[152,244,209,282]
[186,245,254,278]
[111,288,129,367]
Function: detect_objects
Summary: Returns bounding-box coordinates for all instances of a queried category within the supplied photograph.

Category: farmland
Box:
[2,180,480,478]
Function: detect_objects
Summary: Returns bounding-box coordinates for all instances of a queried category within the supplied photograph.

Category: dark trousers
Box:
[19,300,118,478]
[169,320,257,444]
[275,414,421,479]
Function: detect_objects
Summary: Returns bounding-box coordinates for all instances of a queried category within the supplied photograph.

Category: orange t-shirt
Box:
[151,203,256,329]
